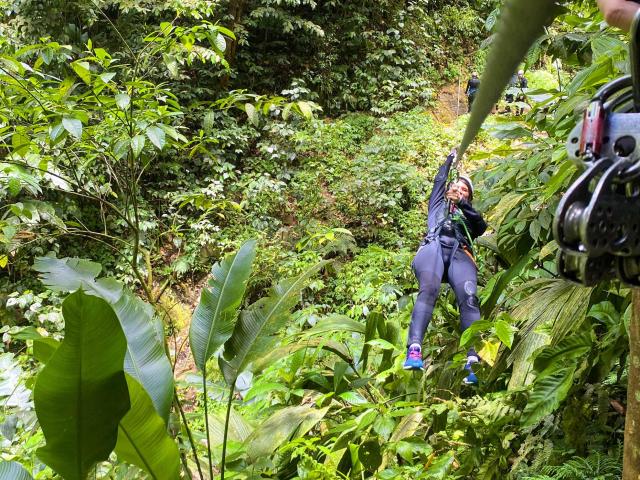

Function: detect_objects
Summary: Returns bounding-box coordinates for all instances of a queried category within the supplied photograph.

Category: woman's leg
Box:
[447,248,481,357]
[407,242,445,346]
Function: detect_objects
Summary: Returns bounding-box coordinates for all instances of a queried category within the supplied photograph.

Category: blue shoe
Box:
[463,356,479,385]
[403,344,424,371]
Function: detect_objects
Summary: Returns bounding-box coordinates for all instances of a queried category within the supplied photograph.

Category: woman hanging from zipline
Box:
[404,148,487,385]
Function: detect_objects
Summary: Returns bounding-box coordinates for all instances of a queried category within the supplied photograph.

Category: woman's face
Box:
[447,180,470,201]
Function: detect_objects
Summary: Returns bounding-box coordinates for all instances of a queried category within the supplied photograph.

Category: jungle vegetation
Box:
[0,0,637,479]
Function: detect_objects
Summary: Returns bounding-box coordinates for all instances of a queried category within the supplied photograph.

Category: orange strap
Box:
[462,246,476,266]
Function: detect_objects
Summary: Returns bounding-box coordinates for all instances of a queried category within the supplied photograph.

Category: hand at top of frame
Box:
[597,0,640,31]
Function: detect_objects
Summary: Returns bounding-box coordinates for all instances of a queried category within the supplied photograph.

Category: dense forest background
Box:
[0,0,635,479]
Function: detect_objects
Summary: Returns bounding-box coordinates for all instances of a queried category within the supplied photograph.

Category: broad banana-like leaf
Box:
[207,407,254,446]
[190,239,256,371]
[459,0,561,156]
[112,292,173,422]
[115,375,181,480]
[533,330,592,376]
[361,312,381,371]
[389,412,423,443]
[33,337,60,364]
[0,461,33,480]
[220,260,329,384]
[507,279,592,388]
[34,291,130,480]
[251,336,353,374]
[380,411,424,470]
[244,405,329,461]
[520,364,576,427]
[33,256,173,423]
[300,314,366,337]
[33,256,122,302]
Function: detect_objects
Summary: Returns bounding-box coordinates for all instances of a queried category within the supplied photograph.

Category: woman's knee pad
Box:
[459,280,479,311]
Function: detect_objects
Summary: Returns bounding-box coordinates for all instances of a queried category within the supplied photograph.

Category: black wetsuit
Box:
[407,153,487,351]
[466,78,480,112]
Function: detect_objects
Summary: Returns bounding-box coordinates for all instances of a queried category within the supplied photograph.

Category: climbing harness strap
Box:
[450,210,474,247]
[553,11,640,286]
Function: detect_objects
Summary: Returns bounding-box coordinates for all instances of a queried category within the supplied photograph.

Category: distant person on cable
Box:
[465,72,480,113]
[515,70,528,114]
[597,0,640,31]
[403,148,487,385]
[505,70,527,106]
[516,69,528,89]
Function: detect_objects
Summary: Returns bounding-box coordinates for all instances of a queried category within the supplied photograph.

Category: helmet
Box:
[457,175,474,201]
[472,71,478,77]
[518,69,524,75]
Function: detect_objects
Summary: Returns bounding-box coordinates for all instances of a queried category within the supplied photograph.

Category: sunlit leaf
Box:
[115,93,130,110]
[34,291,130,480]
[146,125,166,150]
[115,375,180,480]
[0,461,33,480]
[131,135,146,159]
[190,239,256,371]
[62,117,82,140]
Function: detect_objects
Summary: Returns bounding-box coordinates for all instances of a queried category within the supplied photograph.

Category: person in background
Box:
[403,148,487,385]
[597,0,640,31]
[516,69,528,89]
[465,72,480,113]
[515,69,528,114]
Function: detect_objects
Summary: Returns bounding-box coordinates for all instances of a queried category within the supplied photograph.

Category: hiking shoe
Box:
[463,355,479,385]
[403,344,424,371]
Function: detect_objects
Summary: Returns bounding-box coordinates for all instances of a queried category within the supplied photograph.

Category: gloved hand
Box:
[447,147,458,163]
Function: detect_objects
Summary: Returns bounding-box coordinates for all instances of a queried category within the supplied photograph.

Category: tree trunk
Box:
[624,289,640,479]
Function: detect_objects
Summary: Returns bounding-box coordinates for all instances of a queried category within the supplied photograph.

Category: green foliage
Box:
[0,461,33,480]
[1,0,635,479]
[460,0,560,155]
[190,239,257,371]
[34,291,130,480]
[220,260,329,384]
[33,256,174,423]
[115,375,181,480]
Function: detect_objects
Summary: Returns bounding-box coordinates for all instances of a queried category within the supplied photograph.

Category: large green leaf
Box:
[251,336,354,373]
[113,292,173,422]
[300,314,366,337]
[507,279,592,388]
[533,331,592,376]
[360,312,381,371]
[459,0,560,156]
[33,256,122,302]
[190,239,257,371]
[115,375,180,480]
[220,260,328,384]
[426,451,455,479]
[33,257,173,423]
[481,252,534,317]
[244,405,329,461]
[207,408,254,446]
[520,364,576,427]
[0,461,33,480]
[34,291,130,480]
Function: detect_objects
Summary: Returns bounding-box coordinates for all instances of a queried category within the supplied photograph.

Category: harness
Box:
[424,207,475,256]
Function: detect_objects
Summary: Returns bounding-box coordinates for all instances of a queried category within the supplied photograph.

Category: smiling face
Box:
[447,180,470,201]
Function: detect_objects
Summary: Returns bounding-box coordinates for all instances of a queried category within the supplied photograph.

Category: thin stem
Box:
[175,390,204,480]
[221,379,237,480]
[179,446,193,480]
[203,368,214,480]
